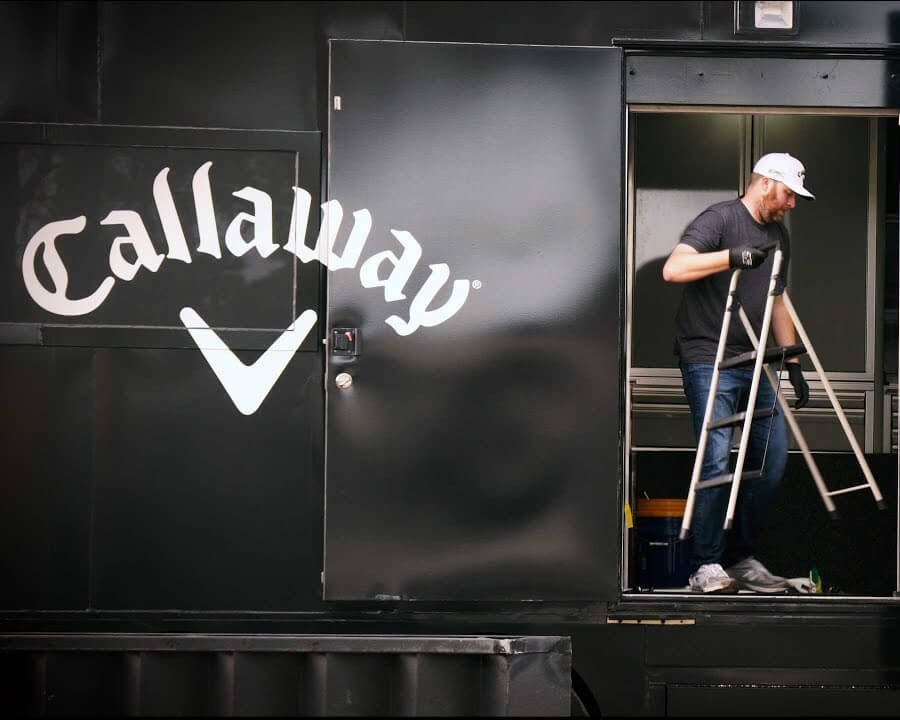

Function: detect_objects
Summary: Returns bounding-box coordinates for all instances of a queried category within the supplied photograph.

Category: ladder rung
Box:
[696,469,764,490]
[718,343,807,370]
[707,407,777,431]
[825,483,871,498]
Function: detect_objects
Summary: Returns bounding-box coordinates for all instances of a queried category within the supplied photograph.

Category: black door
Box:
[324,40,623,601]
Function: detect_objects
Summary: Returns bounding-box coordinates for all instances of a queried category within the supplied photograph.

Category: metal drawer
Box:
[631,380,870,452]
[884,385,897,454]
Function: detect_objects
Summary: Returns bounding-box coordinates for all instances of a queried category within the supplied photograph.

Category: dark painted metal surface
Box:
[0,341,326,614]
[0,2,99,123]
[667,686,900,717]
[5,1,900,135]
[90,348,324,610]
[318,1,403,42]
[0,125,321,339]
[0,634,572,717]
[0,347,93,610]
[99,1,319,130]
[627,54,900,108]
[314,2,405,134]
[57,2,99,123]
[0,125,327,612]
[325,40,623,601]
[0,2,57,122]
[405,1,702,44]
[0,1,899,716]
[704,0,900,47]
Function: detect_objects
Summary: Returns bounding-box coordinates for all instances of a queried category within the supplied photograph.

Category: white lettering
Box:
[284,197,372,271]
[21,162,473,348]
[359,229,422,302]
[102,210,165,281]
[386,263,470,336]
[180,306,318,415]
[330,209,372,271]
[192,162,221,258]
[290,199,340,265]
[22,216,116,316]
[281,187,313,260]
[225,187,277,258]
[313,200,342,266]
[153,167,191,263]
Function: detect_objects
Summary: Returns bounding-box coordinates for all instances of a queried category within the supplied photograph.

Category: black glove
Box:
[787,363,809,409]
[728,244,771,270]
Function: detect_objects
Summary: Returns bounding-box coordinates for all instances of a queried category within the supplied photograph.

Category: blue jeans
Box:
[680,363,787,572]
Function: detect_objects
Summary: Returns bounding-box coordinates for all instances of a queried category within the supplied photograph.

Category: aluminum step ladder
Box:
[679,245,886,541]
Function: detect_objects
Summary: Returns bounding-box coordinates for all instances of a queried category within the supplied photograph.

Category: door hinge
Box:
[334,96,342,111]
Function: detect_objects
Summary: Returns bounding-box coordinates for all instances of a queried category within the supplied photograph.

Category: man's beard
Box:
[761,191,785,222]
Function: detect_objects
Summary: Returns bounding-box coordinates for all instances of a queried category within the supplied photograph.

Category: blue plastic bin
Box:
[636,499,693,589]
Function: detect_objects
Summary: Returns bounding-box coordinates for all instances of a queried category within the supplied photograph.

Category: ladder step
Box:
[707,407,777,431]
[825,483,872,498]
[718,343,806,370]
[696,469,764,491]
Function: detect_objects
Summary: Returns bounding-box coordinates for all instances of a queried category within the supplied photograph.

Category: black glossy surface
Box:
[0,346,93,610]
[99,1,318,130]
[91,348,324,610]
[0,2,57,122]
[406,1,702,44]
[668,686,900,716]
[0,2,898,714]
[705,0,900,46]
[626,54,900,108]
[325,40,623,601]
[4,2,900,135]
[627,55,900,108]
[0,128,320,343]
[315,2,404,133]
[57,1,99,122]
[0,635,571,717]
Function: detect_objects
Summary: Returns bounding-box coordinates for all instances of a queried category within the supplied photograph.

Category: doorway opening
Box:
[624,107,899,599]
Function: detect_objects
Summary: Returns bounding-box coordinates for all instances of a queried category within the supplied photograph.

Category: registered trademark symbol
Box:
[472,280,482,289]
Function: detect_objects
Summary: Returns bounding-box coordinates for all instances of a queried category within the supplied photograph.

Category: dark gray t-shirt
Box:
[674,198,790,364]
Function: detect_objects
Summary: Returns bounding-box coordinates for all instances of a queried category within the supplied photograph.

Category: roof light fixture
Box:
[735,1,799,36]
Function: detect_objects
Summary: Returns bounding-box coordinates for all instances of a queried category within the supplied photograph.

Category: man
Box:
[662,152,812,594]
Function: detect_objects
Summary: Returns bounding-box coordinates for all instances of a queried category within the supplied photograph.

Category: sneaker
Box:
[689,563,738,593]
[725,557,789,593]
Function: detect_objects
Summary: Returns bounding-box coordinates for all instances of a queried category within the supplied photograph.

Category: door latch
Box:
[331,328,359,356]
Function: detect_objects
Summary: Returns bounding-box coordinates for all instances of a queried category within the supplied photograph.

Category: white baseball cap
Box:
[752,152,815,199]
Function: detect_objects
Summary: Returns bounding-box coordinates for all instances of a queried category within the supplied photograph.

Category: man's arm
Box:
[662,243,730,283]
[771,294,798,356]
[772,293,809,407]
